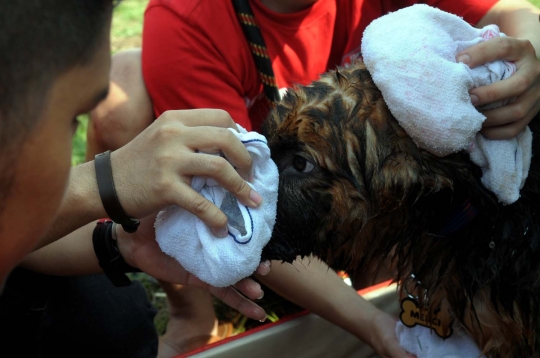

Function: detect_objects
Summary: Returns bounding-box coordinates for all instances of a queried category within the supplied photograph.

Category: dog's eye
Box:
[292,155,315,173]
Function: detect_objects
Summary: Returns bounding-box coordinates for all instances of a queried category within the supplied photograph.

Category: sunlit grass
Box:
[111,0,148,53]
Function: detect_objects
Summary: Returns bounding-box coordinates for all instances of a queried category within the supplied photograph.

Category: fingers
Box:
[455,36,540,140]
[134,242,267,321]
[481,113,534,140]
[233,277,265,300]
[210,285,267,321]
[180,152,262,207]
[255,260,272,276]
[170,185,230,237]
[481,81,539,127]
[480,86,540,140]
[158,110,262,210]
[182,126,254,181]
[456,36,533,69]
[156,109,252,179]
[469,71,532,108]
[458,37,538,107]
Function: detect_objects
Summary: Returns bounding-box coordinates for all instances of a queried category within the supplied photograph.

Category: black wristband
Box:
[92,220,140,287]
[95,150,140,233]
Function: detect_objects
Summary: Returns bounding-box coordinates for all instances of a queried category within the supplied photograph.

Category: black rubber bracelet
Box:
[92,220,140,287]
[95,151,140,233]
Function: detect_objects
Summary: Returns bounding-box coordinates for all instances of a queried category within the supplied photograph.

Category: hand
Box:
[456,36,540,139]
[110,109,263,237]
[116,215,270,321]
[368,312,416,358]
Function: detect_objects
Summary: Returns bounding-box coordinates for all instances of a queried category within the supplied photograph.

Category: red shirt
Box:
[142,0,498,131]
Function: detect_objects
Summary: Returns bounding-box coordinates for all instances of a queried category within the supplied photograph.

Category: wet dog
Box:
[261,60,540,357]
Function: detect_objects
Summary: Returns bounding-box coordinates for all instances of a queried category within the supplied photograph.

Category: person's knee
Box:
[89,49,153,151]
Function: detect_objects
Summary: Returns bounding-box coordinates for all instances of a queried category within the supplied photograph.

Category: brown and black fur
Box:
[261,60,540,358]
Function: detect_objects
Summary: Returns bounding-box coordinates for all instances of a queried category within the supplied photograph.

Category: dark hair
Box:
[0,0,114,136]
[0,0,115,213]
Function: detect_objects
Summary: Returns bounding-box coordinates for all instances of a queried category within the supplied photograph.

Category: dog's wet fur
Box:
[261,60,540,357]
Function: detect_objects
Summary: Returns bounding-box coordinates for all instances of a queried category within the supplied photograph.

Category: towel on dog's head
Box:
[155,126,278,287]
[361,4,532,204]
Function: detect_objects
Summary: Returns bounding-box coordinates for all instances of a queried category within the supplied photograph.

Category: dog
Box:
[260,60,540,358]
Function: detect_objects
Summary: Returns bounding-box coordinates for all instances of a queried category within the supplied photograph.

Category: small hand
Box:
[116,216,269,321]
[457,36,540,139]
[111,109,263,237]
[368,312,416,358]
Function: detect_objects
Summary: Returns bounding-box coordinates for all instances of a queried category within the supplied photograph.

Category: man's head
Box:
[0,1,114,278]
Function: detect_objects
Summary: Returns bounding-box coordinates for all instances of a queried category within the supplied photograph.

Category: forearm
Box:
[37,162,104,249]
[478,0,540,57]
[21,221,101,275]
[256,257,380,343]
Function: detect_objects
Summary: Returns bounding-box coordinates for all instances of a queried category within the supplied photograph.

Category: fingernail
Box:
[470,94,479,105]
[249,190,263,206]
[213,226,229,238]
[248,170,254,183]
[260,260,272,276]
[259,314,267,322]
[257,291,264,300]
[457,54,470,64]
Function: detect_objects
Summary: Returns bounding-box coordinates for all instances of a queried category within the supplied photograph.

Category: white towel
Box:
[361,4,532,204]
[396,322,485,358]
[155,126,279,287]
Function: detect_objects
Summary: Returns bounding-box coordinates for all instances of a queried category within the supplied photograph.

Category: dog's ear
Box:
[345,111,493,215]
[340,111,497,274]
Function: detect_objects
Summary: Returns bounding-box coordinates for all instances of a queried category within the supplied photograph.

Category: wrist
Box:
[92,220,140,287]
[114,223,137,269]
[69,161,107,219]
[108,150,134,218]
[352,300,383,344]
[95,150,140,232]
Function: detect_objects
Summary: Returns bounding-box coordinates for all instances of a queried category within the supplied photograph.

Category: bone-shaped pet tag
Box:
[399,297,453,338]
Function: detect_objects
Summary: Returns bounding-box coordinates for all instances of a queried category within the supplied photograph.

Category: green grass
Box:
[111,0,148,53]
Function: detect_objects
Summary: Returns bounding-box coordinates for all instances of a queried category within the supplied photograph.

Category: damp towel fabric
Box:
[155,126,278,287]
[361,4,532,204]
[396,322,485,358]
